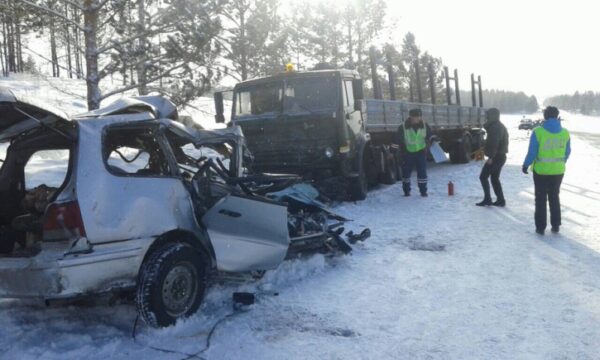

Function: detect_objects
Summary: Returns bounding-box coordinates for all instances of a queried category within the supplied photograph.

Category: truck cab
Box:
[216,70,368,198]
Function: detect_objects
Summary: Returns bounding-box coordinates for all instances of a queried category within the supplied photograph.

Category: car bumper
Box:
[0,238,152,299]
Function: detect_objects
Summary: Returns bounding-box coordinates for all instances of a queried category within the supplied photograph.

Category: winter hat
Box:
[409,108,422,117]
[543,106,559,119]
[485,108,500,121]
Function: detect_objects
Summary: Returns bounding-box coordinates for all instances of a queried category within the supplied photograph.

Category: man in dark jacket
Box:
[397,108,433,197]
[476,108,509,206]
[522,106,571,235]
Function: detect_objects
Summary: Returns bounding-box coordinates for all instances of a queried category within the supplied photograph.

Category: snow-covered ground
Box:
[1,75,600,359]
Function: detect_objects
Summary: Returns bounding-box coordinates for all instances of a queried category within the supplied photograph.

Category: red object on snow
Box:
[448,181,454,196]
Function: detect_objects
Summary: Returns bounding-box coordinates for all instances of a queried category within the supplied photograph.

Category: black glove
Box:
[522,165,528,174]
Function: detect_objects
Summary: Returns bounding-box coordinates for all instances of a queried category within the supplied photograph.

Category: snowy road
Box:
[1,106,600,359]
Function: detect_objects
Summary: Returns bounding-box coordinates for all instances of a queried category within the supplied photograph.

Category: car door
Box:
[202,194,290,272]
[163,123,291,273]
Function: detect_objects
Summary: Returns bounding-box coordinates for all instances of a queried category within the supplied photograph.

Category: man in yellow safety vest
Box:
[522,106,571,235]
[397,108,433,197]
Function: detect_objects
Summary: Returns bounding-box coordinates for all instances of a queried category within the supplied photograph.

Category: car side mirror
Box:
[214,92,225,123]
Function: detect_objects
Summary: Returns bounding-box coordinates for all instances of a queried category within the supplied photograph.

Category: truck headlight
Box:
[325,147,334,158]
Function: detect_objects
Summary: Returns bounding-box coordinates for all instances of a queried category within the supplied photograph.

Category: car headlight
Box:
[324,147,334,158]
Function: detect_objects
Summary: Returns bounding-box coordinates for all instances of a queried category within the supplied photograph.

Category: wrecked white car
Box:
[0,88,363,327]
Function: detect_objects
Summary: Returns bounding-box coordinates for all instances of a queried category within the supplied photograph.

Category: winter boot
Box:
[551,226,560,234]
[492,199,506,207]
[476,198,493,206]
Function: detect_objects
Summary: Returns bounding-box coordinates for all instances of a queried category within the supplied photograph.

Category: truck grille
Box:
[237,116,338,172]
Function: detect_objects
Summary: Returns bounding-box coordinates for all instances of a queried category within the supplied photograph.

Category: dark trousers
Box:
[402,151,427,195]
[479,153,507,201]
[533,172,564,230]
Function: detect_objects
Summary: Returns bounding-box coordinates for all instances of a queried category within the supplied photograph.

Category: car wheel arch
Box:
[140,229,216,273]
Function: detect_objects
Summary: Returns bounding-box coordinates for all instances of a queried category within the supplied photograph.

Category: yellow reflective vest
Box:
[404,124,427,153]
[533,126,570,175]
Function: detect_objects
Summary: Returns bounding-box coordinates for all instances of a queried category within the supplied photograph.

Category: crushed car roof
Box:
[0,86,70,121]
[74,96,178,121]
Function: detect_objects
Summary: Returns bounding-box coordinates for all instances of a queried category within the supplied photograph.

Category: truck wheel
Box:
[349,154,368,201]
[470,131,485,158]
[365,148,379,187]
[381,150,398,185]
[136,242,208,328]
[452,134,472,164]
[394,150,403,180]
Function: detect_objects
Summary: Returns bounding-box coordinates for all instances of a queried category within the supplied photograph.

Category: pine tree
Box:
[219,0,283,81]
[17,0,223,109]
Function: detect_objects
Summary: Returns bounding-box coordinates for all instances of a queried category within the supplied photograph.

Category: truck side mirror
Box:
[354,100,363,112]
[214,92,225,123]
[352,79,364,101]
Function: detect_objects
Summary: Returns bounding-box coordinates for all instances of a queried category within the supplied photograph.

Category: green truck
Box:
[214,69,486,200]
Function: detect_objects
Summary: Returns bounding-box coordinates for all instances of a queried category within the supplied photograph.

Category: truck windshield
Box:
[283,77,337,113]
[234,76,337,118]
[235,82,282,117]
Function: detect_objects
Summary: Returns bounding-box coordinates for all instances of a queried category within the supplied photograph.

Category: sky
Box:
[380,0,600,101]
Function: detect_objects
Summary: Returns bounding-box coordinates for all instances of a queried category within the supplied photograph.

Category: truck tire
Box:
[393,150,403,181]
[367,148,381,187]
[381,149,398,185]
[451,134,472,164]
[349,156,368,201]
[470,131,485,158]
[136,242,208,328]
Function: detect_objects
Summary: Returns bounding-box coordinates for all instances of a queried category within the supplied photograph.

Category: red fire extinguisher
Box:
[448,181,454,196]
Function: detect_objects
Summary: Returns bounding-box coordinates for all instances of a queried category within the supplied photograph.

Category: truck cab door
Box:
[343,79,362,136]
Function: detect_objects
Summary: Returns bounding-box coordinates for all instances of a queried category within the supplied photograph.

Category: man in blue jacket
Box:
[522,106,571,235]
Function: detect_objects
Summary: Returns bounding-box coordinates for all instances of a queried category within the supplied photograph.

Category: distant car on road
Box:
[519,118,534,130]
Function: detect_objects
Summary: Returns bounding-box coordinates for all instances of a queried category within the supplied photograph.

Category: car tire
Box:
[136,242,208,328]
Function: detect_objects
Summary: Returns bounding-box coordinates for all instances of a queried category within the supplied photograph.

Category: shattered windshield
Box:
[283,77,337,113]
[164,129,237,180]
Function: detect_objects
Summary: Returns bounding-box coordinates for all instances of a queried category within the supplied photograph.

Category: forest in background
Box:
[544,91,600,115]
[1,0,536,112]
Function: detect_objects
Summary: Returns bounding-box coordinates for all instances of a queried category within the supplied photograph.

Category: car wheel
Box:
[136,242,208,328]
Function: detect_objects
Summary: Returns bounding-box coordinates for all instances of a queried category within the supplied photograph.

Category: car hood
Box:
[0,87,70,142]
